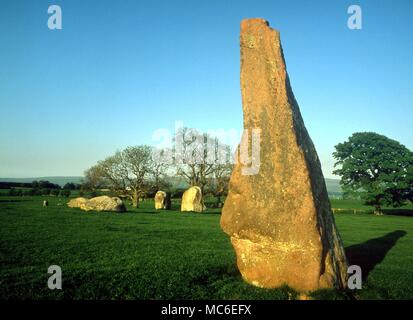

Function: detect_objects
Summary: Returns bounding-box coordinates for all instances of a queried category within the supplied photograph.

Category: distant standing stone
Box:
[43,200,48,207]
[181,186,203,212]
[154,191,167,209]
[220,18,348,292]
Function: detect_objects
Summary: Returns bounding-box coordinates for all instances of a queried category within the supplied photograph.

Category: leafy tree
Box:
[60,189,71,197]
[41,188,51,196]
[333,132,413,215]
[8,188,22,196]
[51,189,60,196]
[406,166,413,202]
[63,182,76,190]
[23,189,33,196]
[33,180,60,189]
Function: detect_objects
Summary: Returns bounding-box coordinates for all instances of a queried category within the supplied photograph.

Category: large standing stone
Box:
[181,186,203,212]
[220,18,348,292]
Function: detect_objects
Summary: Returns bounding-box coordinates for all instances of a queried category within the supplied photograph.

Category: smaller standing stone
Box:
[43,200,49,207]
[154,191,167,209]
[181,186,203,212]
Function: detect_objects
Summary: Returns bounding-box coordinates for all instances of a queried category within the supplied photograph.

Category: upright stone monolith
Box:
[154,191,167,210]
[220,18,348,292]
[181,186,203,212]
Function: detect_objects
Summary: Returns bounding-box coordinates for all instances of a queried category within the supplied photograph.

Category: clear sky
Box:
[1,0,412,178]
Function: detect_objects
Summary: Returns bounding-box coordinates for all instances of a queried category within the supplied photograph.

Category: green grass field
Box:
[0,196,412,300]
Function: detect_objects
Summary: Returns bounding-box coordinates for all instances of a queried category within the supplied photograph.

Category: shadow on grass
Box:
[201,210,222,215]
[190,264,296,299]
[0,199,29,203]
[345,230,407,280]
[383,208,413,217]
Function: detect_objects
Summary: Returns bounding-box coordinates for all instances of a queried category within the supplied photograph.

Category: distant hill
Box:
[325,178,342,193]
[0,176,83,187]
[325,178,342,197]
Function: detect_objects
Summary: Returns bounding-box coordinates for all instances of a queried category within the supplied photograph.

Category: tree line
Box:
[2,180,81,197]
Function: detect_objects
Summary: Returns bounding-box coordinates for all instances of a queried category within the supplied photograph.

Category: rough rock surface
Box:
[67,197,88,208]
[154,191,167,209]
[220,18,348,292]
[181,186,203,212]
[67,196,126,212]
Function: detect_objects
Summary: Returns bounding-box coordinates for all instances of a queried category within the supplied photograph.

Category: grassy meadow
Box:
[0,195,412,300]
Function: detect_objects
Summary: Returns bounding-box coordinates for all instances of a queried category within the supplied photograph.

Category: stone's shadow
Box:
[383,208,413,217]
[192,264,242,285]
[200,210,222,215]
[345,230,407,280]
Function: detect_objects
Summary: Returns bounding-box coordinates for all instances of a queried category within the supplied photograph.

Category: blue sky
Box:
[0,0,412,178]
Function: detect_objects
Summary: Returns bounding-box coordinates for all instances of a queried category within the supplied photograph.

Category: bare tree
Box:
[151,148,171,192]
[173,127,232,197]
[208,163,233,207]
[83,163,107,191]
[84,145,157,208]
